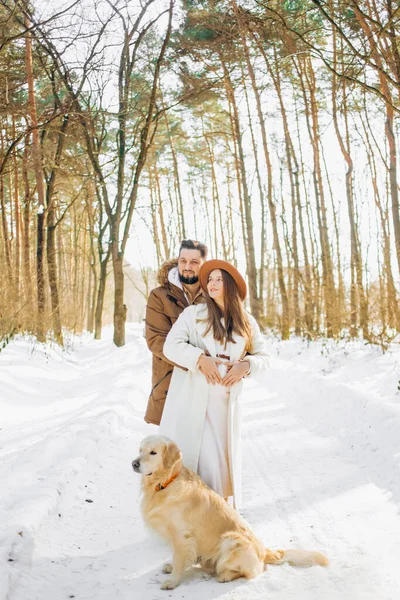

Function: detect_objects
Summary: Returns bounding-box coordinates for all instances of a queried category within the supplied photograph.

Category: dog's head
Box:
[132,435,182,477]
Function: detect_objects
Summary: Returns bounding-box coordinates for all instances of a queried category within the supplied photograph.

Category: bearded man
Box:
[144,239,208,425]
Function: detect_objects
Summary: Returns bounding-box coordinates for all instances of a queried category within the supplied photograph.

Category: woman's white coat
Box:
[159,304,268,508]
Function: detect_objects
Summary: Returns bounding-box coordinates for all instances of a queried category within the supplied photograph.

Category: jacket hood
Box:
[157,258,179,286]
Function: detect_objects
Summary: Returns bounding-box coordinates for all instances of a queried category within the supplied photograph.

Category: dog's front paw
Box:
[161,579,177,590]
[216,571,235,583]
[162,563,173,574]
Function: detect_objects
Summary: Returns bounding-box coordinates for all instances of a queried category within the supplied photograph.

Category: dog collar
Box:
[155,470,180,492]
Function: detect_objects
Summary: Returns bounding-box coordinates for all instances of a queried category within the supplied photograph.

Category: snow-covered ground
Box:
[1,325,400,600]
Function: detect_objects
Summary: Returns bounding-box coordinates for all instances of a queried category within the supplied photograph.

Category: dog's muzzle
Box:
[132,460,140,473]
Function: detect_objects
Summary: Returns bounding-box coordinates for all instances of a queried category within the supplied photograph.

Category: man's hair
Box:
[179,239,208,259]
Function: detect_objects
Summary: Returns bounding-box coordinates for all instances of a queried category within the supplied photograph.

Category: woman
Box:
[159,260,268,509]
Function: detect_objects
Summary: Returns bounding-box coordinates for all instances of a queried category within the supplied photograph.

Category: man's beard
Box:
[179,272,199,285]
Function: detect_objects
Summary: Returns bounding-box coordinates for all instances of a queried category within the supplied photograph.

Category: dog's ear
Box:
[163,441,182,470]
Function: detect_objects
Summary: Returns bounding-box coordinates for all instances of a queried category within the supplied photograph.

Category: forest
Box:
[0,0,399,347]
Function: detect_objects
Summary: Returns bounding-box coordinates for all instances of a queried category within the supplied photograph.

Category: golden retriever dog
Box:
[132,435,328,590]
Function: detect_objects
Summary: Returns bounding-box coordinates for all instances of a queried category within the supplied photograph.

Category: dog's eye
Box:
[150,450,157,455]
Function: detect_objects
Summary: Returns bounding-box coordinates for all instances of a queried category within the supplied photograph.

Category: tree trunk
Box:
[296,55,337,336]
[203,121,228,261]
[45,115,69,345]
[162,107,186,239]
[226,160,237,265]
[112,252,126,347]
[241,63,267,321]
[12,113,21,295]
[94,248,111,340]
[293,96,314,337]
[220,54,262,323]
[0,132,13,286]
[234,18,288,334]
[22,136,32,303]
[25,16,46,341]
[331,27,368,339]
[226,92,248,260]
[153,160,170,261]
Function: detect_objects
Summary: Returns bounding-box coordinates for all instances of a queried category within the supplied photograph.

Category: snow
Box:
[1,326,400,600]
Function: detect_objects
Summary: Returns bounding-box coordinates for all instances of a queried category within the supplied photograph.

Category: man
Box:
[144,239,208,425]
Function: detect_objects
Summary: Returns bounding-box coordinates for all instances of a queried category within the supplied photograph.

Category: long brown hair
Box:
[203,269,253,352]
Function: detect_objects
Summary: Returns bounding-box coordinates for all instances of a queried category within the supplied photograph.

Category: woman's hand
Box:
[197,355,223,385]
[221,360,250,387]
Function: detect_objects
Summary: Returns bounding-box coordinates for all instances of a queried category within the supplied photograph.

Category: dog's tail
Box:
[264,548,329,568]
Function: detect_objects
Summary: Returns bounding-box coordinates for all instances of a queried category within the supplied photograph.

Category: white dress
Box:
[197,340,233,498]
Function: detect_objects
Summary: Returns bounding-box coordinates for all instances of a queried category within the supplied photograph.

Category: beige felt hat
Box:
[199,259,247,301]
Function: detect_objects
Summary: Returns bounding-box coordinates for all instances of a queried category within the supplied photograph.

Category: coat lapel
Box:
[230,332,246,362]
[195,319,217,357]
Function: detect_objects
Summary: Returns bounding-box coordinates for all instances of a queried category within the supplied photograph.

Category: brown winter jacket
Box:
[144,259,205,425]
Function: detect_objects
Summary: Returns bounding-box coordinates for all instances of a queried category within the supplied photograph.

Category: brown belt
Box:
[216,353,230,361]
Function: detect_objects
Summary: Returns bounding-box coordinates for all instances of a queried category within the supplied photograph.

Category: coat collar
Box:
[168,266,184,290]
[195,305,246,361]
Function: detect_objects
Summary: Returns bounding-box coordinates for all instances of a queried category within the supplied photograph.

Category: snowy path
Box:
[1,326,400,600]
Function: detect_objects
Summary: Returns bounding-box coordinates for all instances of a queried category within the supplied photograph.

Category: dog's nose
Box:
[132,460,140,472]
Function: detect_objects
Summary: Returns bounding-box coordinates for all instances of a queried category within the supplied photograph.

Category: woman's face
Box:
[207,269,224,304]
